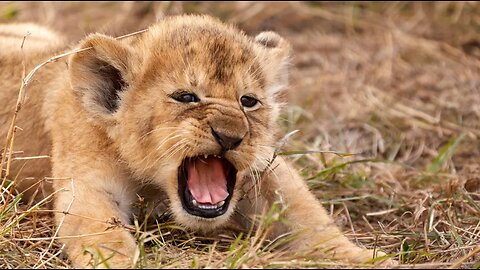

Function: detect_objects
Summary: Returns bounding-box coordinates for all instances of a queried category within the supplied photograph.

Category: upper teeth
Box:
[202,154,221,159]
[192,199,225,209]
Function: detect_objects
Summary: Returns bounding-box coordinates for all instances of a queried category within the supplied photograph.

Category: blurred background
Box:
[1,1,479,268]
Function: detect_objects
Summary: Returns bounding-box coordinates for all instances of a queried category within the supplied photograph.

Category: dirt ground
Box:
[0,2,479,269]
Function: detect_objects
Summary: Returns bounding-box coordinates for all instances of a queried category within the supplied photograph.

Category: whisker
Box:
[137,130,186,170]
[139,126,180,141]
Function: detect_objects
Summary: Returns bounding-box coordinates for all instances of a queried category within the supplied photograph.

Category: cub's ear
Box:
[253,31,292,95]
[68,33,139,123]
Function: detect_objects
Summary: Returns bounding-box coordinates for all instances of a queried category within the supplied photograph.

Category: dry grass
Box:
[1,1,480,269]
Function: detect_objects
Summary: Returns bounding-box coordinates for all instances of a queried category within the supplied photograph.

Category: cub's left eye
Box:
[171,92,200,103]
[240,95,260,109]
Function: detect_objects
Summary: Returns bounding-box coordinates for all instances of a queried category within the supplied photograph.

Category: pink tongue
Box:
[187,157,229,204]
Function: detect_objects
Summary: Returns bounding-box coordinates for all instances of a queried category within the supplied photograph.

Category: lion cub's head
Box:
[68,15,291,229]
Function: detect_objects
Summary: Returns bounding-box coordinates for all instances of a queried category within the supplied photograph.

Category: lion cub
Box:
[0,15,393,267]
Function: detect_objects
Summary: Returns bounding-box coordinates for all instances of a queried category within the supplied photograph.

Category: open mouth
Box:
[178,155,237,218]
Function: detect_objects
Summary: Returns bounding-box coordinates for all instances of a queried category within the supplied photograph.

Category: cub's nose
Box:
[211,128,244,151]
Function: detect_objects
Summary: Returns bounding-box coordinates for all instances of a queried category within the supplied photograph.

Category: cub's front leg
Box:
[246,157,394,265]
[53,160,138,268]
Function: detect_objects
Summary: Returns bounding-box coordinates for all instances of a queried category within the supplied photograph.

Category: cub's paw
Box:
[69,230,138,269]
[82,247,135,269]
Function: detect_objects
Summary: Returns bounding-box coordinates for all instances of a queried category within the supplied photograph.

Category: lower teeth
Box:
[191,200,225,209]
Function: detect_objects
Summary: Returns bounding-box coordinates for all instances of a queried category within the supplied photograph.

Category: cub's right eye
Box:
[170,92,200,103]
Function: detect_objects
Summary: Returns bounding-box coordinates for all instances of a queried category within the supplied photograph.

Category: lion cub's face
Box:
[68,15,290,230]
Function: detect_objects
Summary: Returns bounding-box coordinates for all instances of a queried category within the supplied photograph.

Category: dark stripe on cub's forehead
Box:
[207,35,256,85]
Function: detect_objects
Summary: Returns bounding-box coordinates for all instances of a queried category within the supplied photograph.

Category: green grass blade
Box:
[426,133,465,173]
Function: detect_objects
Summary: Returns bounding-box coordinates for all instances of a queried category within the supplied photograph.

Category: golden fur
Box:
[0,15,393,268]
